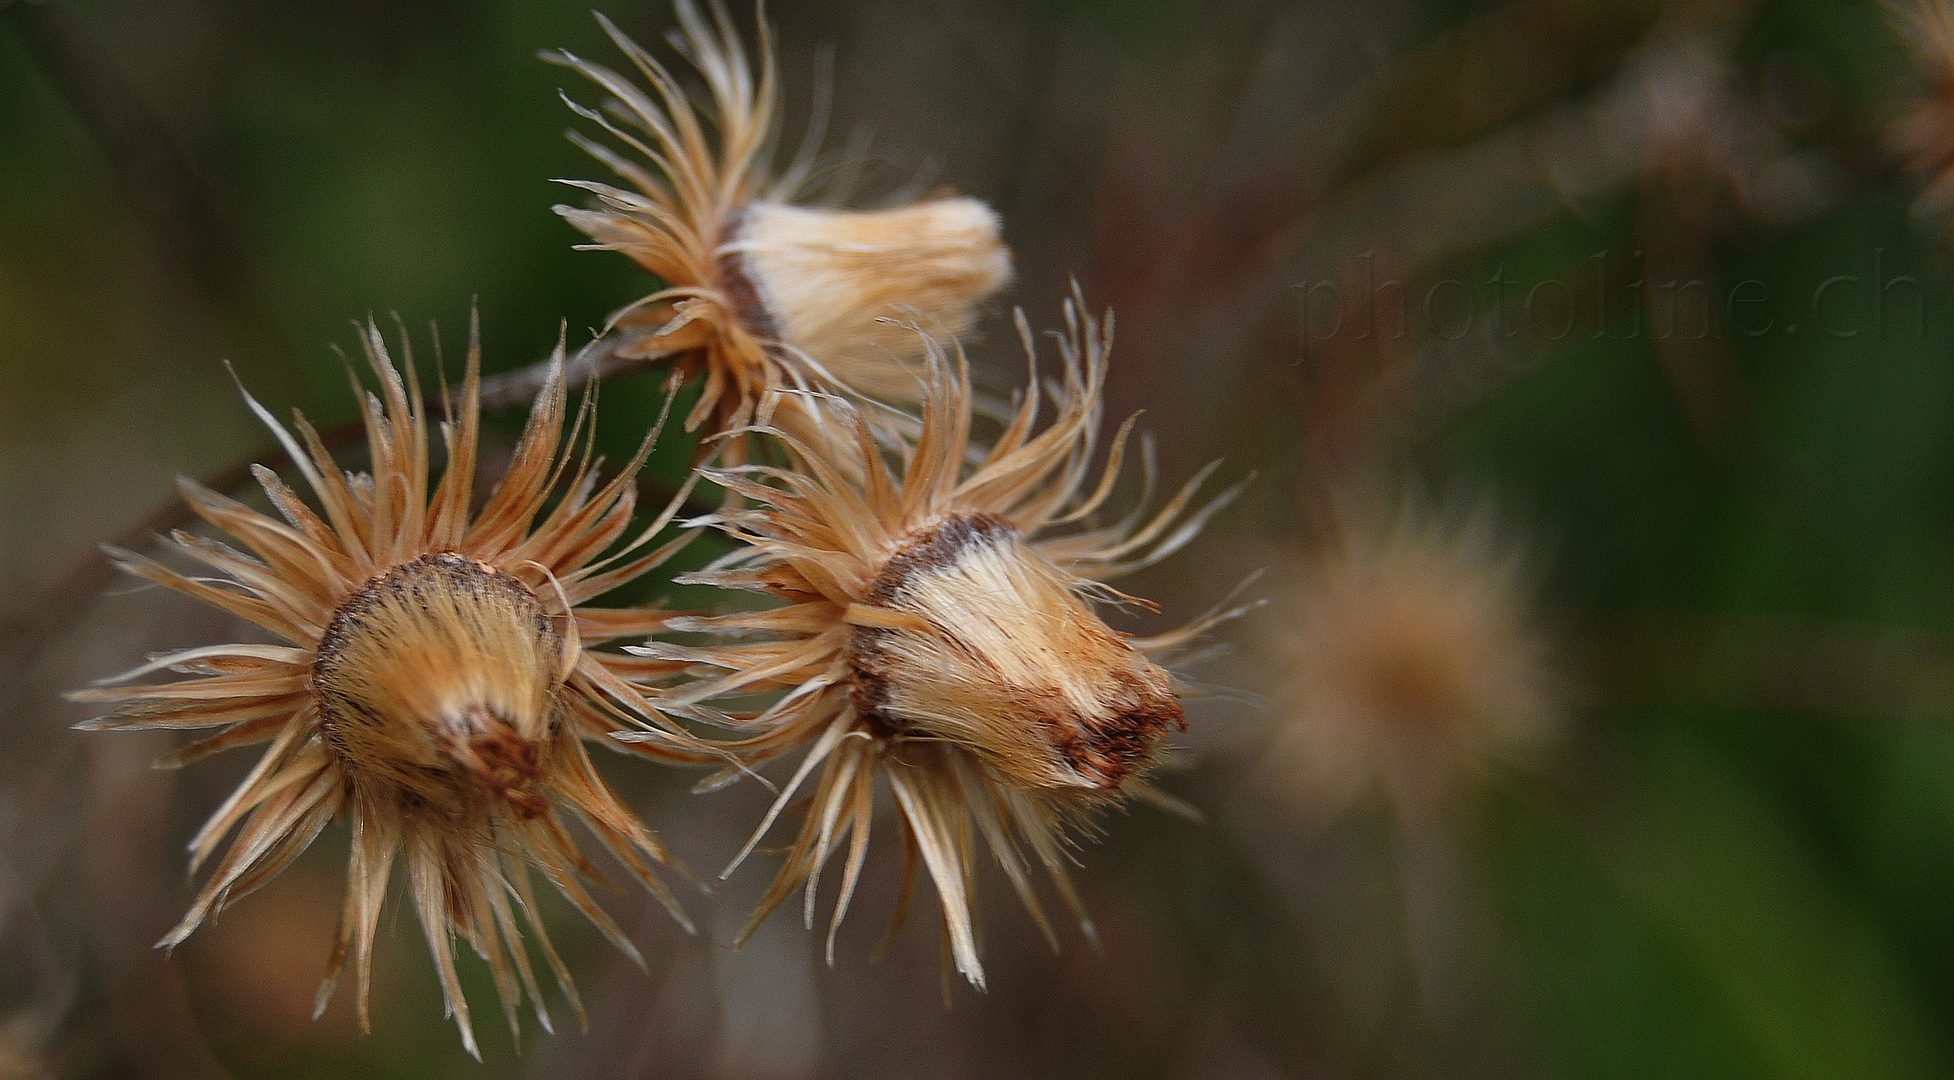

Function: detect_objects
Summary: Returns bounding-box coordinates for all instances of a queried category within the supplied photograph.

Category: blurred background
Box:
[7,0,1954,1076]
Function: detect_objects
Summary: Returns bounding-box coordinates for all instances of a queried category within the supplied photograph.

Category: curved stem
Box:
[1,338,711,697]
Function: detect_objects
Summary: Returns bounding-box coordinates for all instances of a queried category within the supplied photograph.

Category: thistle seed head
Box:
[551,2,1013,441]
[645,295,1245,988]
[72,317,705,1056]
[847,513,1181,791]
[312,552,565,818]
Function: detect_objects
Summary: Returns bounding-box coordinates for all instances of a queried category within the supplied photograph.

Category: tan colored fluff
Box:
[550,3,1012,441]
[848,514,1181,790]
[72,318,707,1057]
[629,297,1244,988]
[733,200,1012,402]
[1251,497,1560,822]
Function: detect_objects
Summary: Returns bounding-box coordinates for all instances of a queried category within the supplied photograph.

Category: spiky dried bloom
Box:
[549,2,1013,442]
[633,299,1242,988]
[1250,498,1559,823]
[1891,0,1954,221]
[72,319,706,1057]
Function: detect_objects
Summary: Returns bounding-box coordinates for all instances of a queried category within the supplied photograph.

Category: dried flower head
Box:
[550,2,1013,440]
[636,297,1242,987]
[72,319,703,1056]
[1250,495,1559,822]
[1891,0,1954,222]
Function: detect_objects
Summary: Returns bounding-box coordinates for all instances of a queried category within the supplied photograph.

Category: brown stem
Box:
[0,343,712,697]
[476,326,680,413]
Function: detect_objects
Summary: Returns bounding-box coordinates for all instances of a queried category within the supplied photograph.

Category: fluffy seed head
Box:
[312,552,565,817]
[732,199,1012,401]
[550,2,1013,439]
[848,513,1181,790]
[72,317,705,1056]
[1890,0,1954,224]
[640,296,1243,987]
[1249,496,1559,822]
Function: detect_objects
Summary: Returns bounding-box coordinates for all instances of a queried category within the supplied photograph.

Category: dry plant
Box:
[1248,491,1560,824]
[70,317,709,1056]
[50,0,1264,1060]
[551,1,1013,448]
[631,297,1247,987]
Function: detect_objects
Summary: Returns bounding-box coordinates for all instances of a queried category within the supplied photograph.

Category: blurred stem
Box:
[0,345,709,697]
[1635,167,1757,473]
[1581,610,1954,722]
[1333,0,1701,189]
[85,734,236,1080]
[1391,813,1471,1019]
[0,850,66,1018]
[474,323,688,413]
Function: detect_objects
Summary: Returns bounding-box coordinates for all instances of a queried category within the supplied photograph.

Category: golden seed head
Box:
[653,296,1242,988]
[1891,1,1954,220]
[72,318,701,1056]
[847,513,1180,791]
[313,552,563,818]
[552,4,1013,438]
[1897,0,1954,81]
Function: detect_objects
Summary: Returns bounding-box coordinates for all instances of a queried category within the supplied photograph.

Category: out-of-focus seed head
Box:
[1250,495,1560,822]
[1890,0,1954,223]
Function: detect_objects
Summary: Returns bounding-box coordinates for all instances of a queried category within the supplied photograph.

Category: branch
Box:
[0,334,712,697]
[474,310,705,412]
